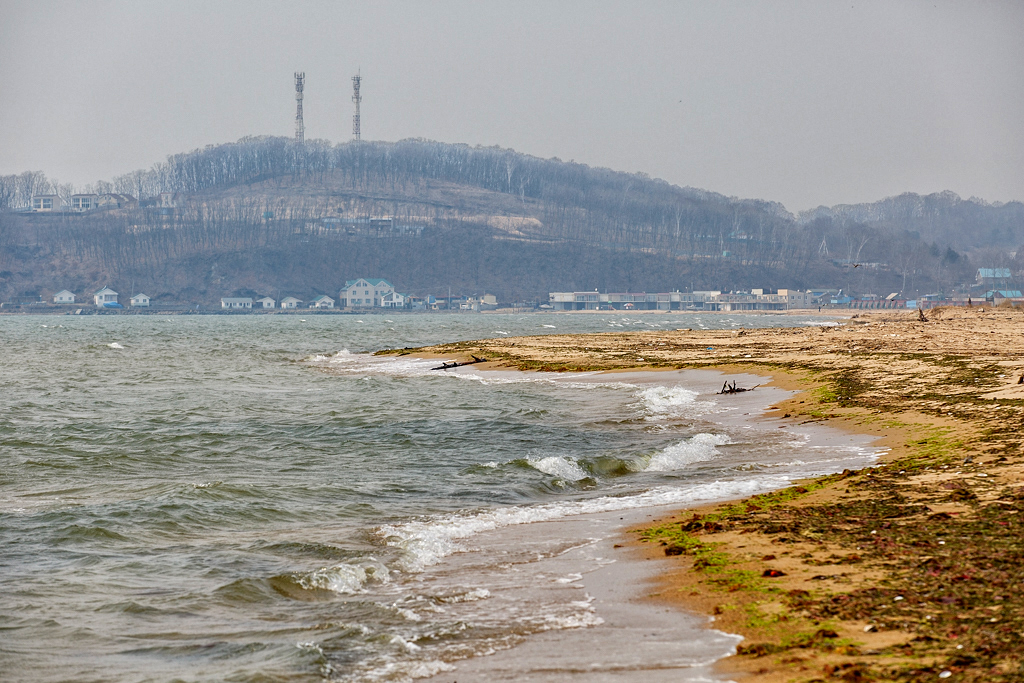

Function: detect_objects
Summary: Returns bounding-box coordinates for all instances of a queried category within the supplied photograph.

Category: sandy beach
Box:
[382,306,1024,682]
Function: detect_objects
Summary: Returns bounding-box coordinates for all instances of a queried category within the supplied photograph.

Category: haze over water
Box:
[1,313,878,681]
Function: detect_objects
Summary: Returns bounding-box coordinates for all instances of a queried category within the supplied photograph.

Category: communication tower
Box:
[352,72,362,141]
[294,72,305,143]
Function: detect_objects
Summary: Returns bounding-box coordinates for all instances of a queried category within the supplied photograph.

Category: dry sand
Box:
[383,305,1024,682]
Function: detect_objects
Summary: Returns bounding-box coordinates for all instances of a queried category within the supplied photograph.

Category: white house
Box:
[53,290,75,304]
[221,297,253,309]
[31,194,61,211]
[257,296,276,309]
[341,278,394,308]
[93,287,118,307]
[130,293,150,307]
[381,291,407,308]
[70,194,99,211]
[280,296,302,309]
[310,295,335,309]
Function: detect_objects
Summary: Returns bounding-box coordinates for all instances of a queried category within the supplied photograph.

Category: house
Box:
[31,194,61,211]
[986,290,1024,305]
[221,297,253,309]
[280,296,302,309]
[130,293,150,307]
[53,290,75,304]
[310,294,335,309]
[93,287,119,307]
[257,296,276,309]
[340,278,394,308]
[70,194,99,211]
[158,192,182,209]
[382,291,407,308]
[96,193,137,209]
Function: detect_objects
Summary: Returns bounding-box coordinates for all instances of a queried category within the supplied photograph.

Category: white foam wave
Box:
[308,349,441,376]
[295,559,390,594]
[438,588,491,603]
[107,342,124,349]
[377,476,791,572]
[308,352,644,393]
[645,433,731,472]
[638,385,714,419]
[527,456,589,481]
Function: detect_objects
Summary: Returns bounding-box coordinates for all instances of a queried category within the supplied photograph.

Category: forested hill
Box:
[0,137,1021,304]
[800,191,1024,251]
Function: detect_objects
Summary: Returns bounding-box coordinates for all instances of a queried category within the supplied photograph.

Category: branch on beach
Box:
[431,355,488,371]
[718,380,759,394]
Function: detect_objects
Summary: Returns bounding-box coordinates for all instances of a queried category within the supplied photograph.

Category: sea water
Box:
[0,313,877,682]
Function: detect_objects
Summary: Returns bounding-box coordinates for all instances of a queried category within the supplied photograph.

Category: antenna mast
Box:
[294,72,305,143]
[351,72,362,141]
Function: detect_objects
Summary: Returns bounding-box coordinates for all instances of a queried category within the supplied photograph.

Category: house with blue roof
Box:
[985,290,1023,305]
[977,268,1013,289]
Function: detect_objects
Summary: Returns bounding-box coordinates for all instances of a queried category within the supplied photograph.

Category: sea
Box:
[0,312,878,682]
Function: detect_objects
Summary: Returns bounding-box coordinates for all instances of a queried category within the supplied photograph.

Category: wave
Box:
[376,475,791,572]
[646,433,731,471]
[270,558,391,598]
[637,385,715,420]
[525,455,590,481]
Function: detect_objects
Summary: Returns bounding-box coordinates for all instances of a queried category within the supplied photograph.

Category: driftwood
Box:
[431,355,487,371]
[718,380,759,395]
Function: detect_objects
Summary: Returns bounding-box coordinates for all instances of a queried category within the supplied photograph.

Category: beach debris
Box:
[939,672,952,679]
[1018,374,1023,384]
[430,355,488,371]
[718,380,759,394]
[863,624,877,632]
[762,568,787,578]
[918,308,929,322]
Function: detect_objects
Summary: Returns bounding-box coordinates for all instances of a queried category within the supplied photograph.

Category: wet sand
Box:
[422,370,879,682]
[394,306,1024,681]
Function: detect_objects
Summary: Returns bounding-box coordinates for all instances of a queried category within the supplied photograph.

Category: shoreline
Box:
[382,306,1024,681]
[418,366,878,682]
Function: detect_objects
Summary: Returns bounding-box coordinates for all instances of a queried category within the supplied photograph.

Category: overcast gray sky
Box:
[1,0,1021,211]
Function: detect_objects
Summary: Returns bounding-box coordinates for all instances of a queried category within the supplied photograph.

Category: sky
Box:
[1,0,1021,211]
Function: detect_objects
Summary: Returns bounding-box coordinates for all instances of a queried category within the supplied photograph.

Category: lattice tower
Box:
[294,72,305,143]
[352,73,362,141]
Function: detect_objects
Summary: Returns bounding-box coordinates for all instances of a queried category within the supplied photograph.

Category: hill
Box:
[799,191,1024,251]
[1,137,1020,305]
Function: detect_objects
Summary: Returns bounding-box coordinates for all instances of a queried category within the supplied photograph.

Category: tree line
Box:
[1,136,1019,302]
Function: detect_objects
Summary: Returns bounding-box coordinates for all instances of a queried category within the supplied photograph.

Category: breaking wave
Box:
[376,475,790,572]
[646,433,731,471]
